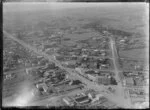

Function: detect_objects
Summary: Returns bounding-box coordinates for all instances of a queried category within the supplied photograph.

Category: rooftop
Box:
[125,77,134,85]
[75,96,89,103]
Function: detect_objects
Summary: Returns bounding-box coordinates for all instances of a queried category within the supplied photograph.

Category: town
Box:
[3,3,149,109]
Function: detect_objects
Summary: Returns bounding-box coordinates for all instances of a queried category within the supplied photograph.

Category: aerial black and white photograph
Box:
[2,1,149,109]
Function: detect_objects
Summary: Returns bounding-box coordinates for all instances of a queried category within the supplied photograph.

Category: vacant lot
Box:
[119,48,149,59]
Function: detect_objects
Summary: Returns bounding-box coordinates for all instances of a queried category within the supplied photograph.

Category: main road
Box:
[4,30,132,108]
[3,31,104,87]
[3,31,107,103]
[108,36,133,108]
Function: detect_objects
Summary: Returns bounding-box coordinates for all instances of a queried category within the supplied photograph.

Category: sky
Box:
[3,2,148,13]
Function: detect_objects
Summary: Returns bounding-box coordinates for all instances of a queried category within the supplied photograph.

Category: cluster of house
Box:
[120,59,147,72]
[3,39,51,73]
[122,71,148,87]
[62,89,116,108]
[55,53,111,70]
[3,46,27,71]
[31,35,63,54]
[116,36,129,50]
[78,57,111,70]
[75,68,117,86]
[3,73,16,81]
[128,89,147,98]
[36,34,112,57]
[57,47,108,58]
[121,71,149,108]
[116,33,146,51]
[30,63,84,97]
[127,88,149,108]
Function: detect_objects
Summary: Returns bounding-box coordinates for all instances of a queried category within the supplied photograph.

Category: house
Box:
[85,70,96,74]
[75,95,91,105]
[125,77,134,86]
[88,62,97,69]
[63,61,76,69]
[46,63,56,69]
[87,74,97,81]
[45,48,55,55]
[110,77,118,85]
[70,80,82,85]
[43,70,55,77]
[55,55,65,61]
[102,100,116,108]
[98,96,108,104]
[25,68,31,75]
[100,63,110,68]
[90,93,103,103]
[119,39,126,44]
[74,49,82,55]
[123,72,134,77]
[56,84,84,93]
[133,77,146,86]
[74,92,86,99]
[4,74,12,80]
[81,63,88,68]
[62,97,75,106]
[134,65,143,71]
[97,76,111,85]
[36,83,48,93]
[129,89,146,97]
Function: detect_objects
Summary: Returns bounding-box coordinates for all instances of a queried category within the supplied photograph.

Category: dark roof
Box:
[75,96,89,103]
[71,80,82,85]
[85,70,96,74]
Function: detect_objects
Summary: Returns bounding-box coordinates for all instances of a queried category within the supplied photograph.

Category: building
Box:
[125,77,134,86]
[43,70,55,77]
[100,64,110,68]
[85,70,96,74]
[123,72,135,77]
[119,39,126,44]
[25,68,31,75]
[45,48,55,55]
[98,96,108,104]
[75,68,84,75]
[55,84,84,93]
[133,77,145,86]
[36,83,48,93]
[62,97,75,106]
[90,93,103,103]
[70,80,82,85]
[4,74,12,80]
[74,92,86,99]
[63,61,76,69]
[74,95,91,105]
[88,62,97,69]
[87,74,97,81]
[46,63,56,69]
[110,77,118,85]
[97,76,111,85]
[134,65,143,71]
[101,52,106,56]
[102,100,116,108]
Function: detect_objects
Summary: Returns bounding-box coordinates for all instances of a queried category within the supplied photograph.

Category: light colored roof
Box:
[126,77,134,84]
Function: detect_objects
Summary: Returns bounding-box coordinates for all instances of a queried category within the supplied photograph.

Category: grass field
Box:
[119,48,149,59]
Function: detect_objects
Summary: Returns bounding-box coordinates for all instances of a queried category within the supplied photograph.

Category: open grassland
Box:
[119,48,149,59]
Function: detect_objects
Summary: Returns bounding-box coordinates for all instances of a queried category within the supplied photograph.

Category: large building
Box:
[87,74,97,81]
[125,77,134,86]
[96,76,111,85]
[36,83,48,93]
[62,97,75,106]
[74,95,91,105]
